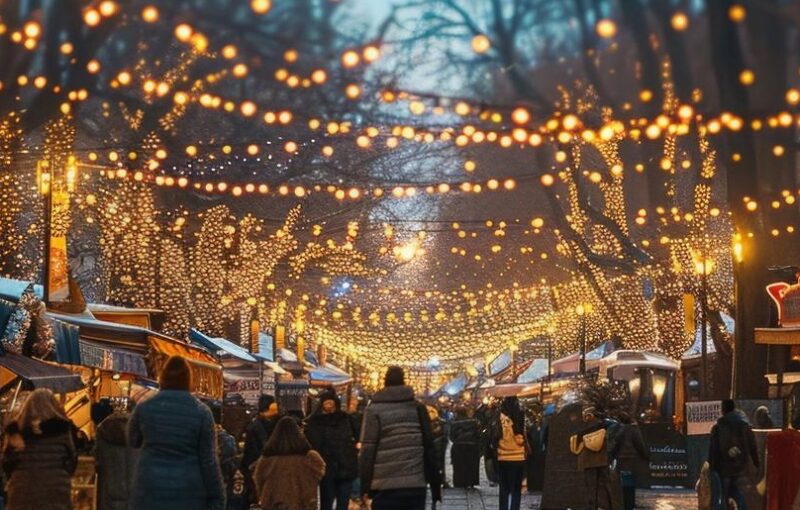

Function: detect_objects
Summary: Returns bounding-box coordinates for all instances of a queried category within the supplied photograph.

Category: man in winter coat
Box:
[359,366,442,510]
[95,408,139,510]
[240,395,279,504]
[305,390,359,510]
[708,399,759,510]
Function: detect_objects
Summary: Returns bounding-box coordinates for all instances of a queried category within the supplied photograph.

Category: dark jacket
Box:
[359,385,439,495]
[128,390,225,510]
[610,422,649,472]
[95,412,139,510]
[450,418,480,445]
[708,411,759,477]
[2,417,77,510]
[240,415,277,474]
[305,403,359,481]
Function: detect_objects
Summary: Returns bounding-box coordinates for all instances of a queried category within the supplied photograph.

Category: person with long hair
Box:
[252,416,326,510]
[128,355,225,510]
[2,388,77,510]
[492,396,526,510]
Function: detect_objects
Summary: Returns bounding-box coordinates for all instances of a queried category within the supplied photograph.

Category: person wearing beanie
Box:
[359,366,442,510]
[305,390,359,510]
[240,394,280,505]
[128,355,225,510]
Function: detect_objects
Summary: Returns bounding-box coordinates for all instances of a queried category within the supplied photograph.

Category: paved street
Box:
[438,487,697,510]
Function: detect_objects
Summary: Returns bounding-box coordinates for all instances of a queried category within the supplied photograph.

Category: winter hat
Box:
[319,390,341,410]
[258,394,275,413]
[265,403,279,418]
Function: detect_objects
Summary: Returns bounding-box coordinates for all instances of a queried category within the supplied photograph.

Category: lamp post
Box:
[576,304,592,376]
[695,257,715,399]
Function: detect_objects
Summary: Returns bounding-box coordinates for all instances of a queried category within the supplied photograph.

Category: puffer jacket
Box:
[2,417,77,510]
[128,390,225,510]
[305,410,358,480]
[358,385,427,492]
[95,412,139,510]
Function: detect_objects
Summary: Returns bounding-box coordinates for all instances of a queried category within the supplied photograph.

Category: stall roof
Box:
[189,329,259,363]
[308,363,351,386]
[517,359,549,384]
[0,278,43,302]
[0,352,84,393]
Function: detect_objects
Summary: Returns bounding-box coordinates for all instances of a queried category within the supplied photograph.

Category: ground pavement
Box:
[435,457,698,510]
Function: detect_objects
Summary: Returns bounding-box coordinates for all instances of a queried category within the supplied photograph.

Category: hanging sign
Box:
[766,276,800,327]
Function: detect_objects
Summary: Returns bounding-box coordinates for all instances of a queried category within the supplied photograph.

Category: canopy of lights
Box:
[1,0,798,377]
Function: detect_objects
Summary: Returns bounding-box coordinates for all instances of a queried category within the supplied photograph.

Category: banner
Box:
[46,191,71,303]
[685,400,721,435]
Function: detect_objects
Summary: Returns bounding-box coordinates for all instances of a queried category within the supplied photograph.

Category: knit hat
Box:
[318,390,341,411]
[265,403,279,418]
[258,394,275,413]
[159,355,192,391]
[384,366,405,387]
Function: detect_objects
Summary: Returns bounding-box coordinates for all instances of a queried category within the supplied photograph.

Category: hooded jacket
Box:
[304,392,359,480]
[359,385,428,493]
[2,417,77,510]
[95,412,139,510]
[708,411,759,477]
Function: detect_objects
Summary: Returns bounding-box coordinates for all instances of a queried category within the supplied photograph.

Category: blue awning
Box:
[517,359,549,384]
[0,351,83,393]
[308,363,351,385]
[189,329,259,363]
[0,278,43,302]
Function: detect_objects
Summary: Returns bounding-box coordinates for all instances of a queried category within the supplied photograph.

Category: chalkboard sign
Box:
[640,423,690,488]
[541,403,588,509]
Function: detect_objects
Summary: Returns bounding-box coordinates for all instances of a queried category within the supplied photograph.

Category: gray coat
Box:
[128,390,224,510]
[358,385,427,492]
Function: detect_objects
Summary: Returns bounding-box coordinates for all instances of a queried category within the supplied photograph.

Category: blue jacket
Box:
[128,390,225,510]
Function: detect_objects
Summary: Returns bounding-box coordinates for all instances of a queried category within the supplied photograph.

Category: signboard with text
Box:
[685,400,722,435]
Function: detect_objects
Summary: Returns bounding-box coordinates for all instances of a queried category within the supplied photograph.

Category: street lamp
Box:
[694,257,715,399]
[576,303,593,376]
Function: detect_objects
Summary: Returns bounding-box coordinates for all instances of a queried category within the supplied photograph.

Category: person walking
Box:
[305,390,359,510]
[2,388,77,510]
[708,399,759,510]
[450,405,481,488]
[241,395,279,505]
[427,405,449,489]
[207,403,240,510]
[359,366,442,510]
[252,416,326,510]
[610,411,649,510]
[492,396,526,510]
[94,403,139,510]
[128,355,225,510]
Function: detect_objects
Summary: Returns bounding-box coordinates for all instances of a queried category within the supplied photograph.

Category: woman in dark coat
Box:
[427,405,448,488]
[95,408,139,510]
[304,390,358,510]
[450,405,481,488]
[128,355,225,510]
[2,388,78,510]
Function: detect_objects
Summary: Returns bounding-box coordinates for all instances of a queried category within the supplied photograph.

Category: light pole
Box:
[576,304,592,376]
[695,257,715,399]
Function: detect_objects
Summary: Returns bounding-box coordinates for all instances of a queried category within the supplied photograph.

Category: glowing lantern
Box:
[471,34,491,54]
[596,19,617,38]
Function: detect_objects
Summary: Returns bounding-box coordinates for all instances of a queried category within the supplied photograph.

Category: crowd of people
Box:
[0,354,791,510]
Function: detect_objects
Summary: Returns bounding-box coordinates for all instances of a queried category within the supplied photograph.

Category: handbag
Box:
[583,428,606,452]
